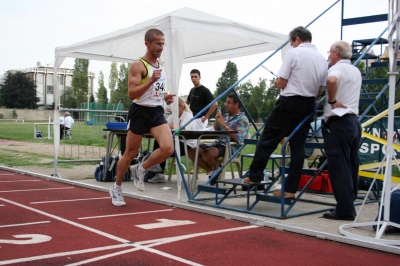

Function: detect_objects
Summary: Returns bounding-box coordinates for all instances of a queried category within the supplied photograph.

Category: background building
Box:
[1,61,95,110]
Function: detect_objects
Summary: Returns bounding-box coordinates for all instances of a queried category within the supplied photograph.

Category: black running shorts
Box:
[127,103,167,135]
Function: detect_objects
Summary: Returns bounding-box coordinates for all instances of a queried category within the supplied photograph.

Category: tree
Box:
[246,100,258,121]
[249,78,267,120]
[0,87,3,106]
[60,87,77,108]
[71,59,89,108]
[214,61,238,113]
[260,78,280,119]
[1,71,39,108]
[90,94,95,102]
[236,80,253,105]
[97,71,108,104]
[113,63,131,110]
[236,78,276,122]
[235,80,254,122]
[109,62,118,103]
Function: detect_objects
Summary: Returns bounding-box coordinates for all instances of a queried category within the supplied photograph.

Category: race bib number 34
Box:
[151,78,166,100]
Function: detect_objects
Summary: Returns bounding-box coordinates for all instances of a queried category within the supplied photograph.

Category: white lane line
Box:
[136,219,196,229]
[66,225,258,266]
[0,196,129,244]
[0,221,50,228]
[78,209,173,220]
[138,225,259,245]
[0,180,40,182]
[66,245,204,266]
[0,204,4,207]
[0,244,129,265]
[0,196,258,266]
[0,187,74,193]
[31,197,109,204]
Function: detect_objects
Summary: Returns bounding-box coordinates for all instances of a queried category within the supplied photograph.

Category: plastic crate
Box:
[105,122,127,130]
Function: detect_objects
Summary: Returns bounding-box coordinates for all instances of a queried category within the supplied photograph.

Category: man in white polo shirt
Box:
[60,112,74,139]
[322,41,361,221]
[244,26,328,200]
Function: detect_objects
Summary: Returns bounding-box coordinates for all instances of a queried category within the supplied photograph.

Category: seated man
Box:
[59,115,65,139]
[60,111,74,139]
[188,93,249,185]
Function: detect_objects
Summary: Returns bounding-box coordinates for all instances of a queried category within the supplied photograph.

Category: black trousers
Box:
[248,95,315,194]
[60,126,70,139]
[323,114,361,216]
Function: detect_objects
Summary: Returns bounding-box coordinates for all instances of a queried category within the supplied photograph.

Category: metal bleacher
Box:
[184,1,397,219]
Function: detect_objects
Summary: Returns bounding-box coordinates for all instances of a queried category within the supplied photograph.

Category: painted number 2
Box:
[0,234,52,245]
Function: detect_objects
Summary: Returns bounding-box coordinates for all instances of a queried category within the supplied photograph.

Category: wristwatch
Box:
[328,99,336,104]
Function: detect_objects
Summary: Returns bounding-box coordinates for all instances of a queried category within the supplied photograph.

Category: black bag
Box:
[94,156,130,182]
[358,177,383,191]
[310,155,327,170]
[373,189,400,234]
[144,172,157,182]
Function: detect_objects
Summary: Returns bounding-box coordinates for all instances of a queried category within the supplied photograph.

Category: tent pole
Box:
[52,55,65,178]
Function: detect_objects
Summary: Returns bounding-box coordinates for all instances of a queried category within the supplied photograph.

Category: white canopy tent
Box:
[51,7,288,186]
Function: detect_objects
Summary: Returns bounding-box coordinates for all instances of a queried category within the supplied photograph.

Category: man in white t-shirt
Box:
[244,26,328,200]
[64,112,74,129]
[322,41,361,221]
[60,112,73,139]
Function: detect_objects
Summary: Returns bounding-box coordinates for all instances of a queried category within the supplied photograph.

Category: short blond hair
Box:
[178,97,191,113]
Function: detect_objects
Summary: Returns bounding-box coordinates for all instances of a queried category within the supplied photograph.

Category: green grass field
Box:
[0,121,269,172]
[2,120,396,177]
[0,120,108,146]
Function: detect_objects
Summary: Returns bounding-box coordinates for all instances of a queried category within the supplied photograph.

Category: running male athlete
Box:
[109,28,175,206]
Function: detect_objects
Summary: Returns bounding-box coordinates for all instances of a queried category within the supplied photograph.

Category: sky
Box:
[0,0,388,98]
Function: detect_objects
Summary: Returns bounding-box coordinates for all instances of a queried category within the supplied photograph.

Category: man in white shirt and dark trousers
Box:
[60,112,73,139]
[243,26,328,200]
[322,41,362,221]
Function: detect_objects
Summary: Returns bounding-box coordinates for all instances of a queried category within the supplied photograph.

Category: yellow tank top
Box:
[133,58,166,106]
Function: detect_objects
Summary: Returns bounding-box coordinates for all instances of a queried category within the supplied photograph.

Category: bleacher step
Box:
[362,78,389,85]
[198,184,227,194]
[371,61,400,68]
[256,192,293,205]
[216,178,270,187]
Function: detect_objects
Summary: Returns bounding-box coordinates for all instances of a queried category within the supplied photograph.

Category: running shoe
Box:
[131,164,145,191]
[109,186,126,206]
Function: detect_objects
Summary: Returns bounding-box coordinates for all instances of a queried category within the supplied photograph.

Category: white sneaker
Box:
[273,169,280,178]
[269,183,282,192]
[109,186,126,206]
[131,164,145,191]
[147,173,166,183]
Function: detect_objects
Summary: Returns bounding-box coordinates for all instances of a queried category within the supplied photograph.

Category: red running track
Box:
[0,169,399,265]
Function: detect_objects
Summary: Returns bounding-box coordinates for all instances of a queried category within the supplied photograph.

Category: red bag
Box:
[298,171,333,193]
[321,172,333,193]
[298,174,323,191]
